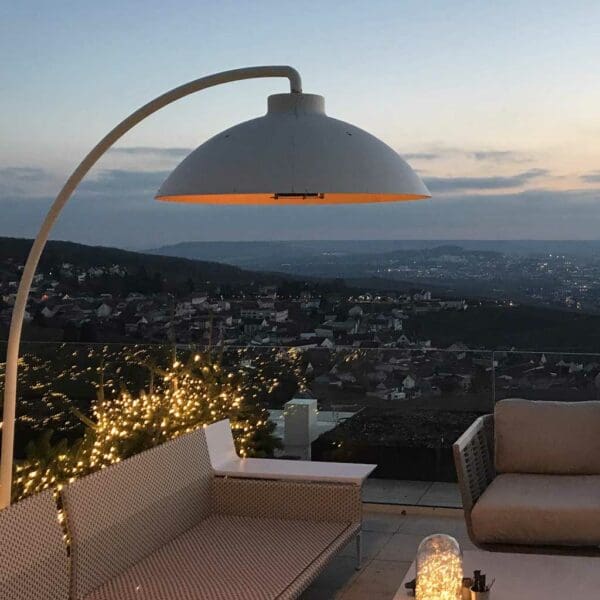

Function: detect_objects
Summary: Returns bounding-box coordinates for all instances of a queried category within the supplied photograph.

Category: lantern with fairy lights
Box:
[415,534,463,600]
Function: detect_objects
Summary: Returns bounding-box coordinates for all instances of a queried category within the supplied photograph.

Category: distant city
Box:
[3,236,600,479]
[0,239,465,347]
[151,239,600,313]
[4,237,600,347]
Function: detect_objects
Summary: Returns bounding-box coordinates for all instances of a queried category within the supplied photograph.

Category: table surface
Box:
[214,457,376,484]
[394,549,600,599]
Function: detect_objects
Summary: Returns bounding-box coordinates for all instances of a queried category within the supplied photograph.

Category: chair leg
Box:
[355,532,362,570]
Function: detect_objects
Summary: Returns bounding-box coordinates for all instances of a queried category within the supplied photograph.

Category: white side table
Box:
[204,419,376,485]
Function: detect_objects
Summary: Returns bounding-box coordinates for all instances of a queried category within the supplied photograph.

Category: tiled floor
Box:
[301,506,472,599]
[362,479,461,508]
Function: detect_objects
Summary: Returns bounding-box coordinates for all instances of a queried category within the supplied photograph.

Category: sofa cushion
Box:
[472,473,600,546]
[495,399,600,474]
[83,514,358,600]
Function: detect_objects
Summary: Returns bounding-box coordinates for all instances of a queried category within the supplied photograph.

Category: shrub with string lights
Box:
[6,344,304,501]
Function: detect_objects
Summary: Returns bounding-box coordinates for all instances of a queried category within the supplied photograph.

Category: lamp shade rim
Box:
[155,192,430,205]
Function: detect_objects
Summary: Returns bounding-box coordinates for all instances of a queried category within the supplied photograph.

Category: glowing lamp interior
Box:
[156,192,429,205]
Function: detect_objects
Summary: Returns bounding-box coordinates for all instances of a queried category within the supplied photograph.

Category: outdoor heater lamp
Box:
[0,65,430,508]
[157,83,429,204]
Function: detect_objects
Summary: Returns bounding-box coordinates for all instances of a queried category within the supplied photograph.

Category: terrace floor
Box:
[302,505,471,599]
[362,479,461,508]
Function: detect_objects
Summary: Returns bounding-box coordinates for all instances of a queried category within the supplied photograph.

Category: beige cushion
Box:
[495,399,600,474]
[472,473,600,546]
[83,514,357,600]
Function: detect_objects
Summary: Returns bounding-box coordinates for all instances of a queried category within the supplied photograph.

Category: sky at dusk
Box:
[2,0,600,248]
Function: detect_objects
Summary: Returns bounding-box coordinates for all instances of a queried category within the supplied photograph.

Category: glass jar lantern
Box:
[415,533,463,600]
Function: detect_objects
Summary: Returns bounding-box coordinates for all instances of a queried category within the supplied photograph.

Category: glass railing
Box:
[2,341,599,506]
[491,350,600,403]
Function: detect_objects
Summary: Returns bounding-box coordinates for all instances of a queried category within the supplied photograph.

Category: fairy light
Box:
[4,344,304,502]
[415,534,463,600]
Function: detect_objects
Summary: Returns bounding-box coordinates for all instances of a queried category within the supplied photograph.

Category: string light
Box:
[416,534,463,600]
[2,344,306,502]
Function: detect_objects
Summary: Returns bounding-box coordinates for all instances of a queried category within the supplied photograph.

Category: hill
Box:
[0,237,281,287]
[149,239,600,266]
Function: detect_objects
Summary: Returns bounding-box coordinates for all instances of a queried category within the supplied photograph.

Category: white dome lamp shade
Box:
[156,93,430,205]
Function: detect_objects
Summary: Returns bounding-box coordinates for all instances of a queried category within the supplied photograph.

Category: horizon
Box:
[6,234,600,254]
[2,1,600,247]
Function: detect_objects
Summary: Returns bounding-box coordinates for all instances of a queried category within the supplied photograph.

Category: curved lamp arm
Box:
[0,65,302,508]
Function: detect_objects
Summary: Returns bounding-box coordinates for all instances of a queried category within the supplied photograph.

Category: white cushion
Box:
[472,473,600,546]
[495,399,600,474]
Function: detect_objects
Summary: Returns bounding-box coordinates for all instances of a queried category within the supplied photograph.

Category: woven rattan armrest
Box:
[453,414,495,512]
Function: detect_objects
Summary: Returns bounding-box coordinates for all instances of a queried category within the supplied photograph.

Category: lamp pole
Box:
[0,66,302,509]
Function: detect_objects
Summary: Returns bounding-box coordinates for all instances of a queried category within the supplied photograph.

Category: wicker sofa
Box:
[1,427,364,599]
[0,488,70,599]
[454,398,600,555]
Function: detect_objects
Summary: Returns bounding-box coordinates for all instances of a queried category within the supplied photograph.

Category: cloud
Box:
[470,150,532,163]
[107,147,192,158]
[0,167,168,203]
[424,169,548,193]
[87,164,556,208]
[77,169,169,195]
[580,171,600,183]
[401,148,533,164]
[0,167,49,181]
[3,164,598,249]
[0,166,54,196]
[402,152,440,161]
